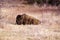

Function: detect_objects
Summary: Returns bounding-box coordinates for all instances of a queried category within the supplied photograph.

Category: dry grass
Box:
[0,4,60,40]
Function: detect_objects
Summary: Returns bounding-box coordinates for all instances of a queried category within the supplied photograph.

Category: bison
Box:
[16,14,40,25]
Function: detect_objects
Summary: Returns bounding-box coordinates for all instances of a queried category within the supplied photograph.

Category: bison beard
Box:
[16,14,40,25]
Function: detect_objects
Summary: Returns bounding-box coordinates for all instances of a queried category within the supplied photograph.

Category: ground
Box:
[0,4,60,40]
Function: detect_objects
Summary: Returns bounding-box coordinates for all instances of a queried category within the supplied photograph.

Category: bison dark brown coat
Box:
[16,14,40,25]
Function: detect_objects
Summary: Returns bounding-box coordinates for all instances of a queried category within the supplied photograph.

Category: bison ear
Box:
[16,15,23,20]
[16,15,22,18]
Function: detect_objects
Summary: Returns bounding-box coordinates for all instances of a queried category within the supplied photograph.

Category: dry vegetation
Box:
[0,0,60,40]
